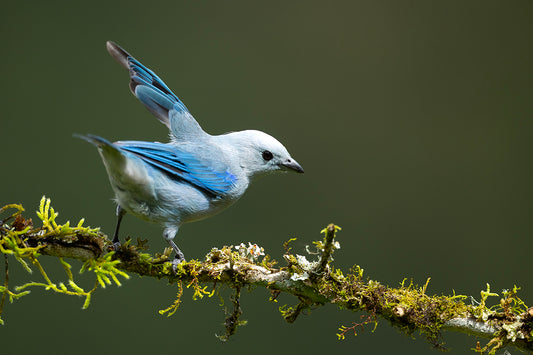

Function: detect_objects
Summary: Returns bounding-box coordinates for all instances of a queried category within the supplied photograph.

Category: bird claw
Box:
[171,256,186,274]
[107,241,122,252]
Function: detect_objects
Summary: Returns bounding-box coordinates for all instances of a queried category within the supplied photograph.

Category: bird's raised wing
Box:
[107,41,204,141]
[116,141,236,197]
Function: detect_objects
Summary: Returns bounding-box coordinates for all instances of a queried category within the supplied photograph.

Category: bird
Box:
[77,41,304,263]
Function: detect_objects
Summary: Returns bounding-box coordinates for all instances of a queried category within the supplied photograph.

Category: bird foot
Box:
[171,256,186,274]
[107,241,122,252]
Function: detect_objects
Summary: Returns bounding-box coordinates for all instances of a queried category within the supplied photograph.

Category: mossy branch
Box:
[1,197,532,354]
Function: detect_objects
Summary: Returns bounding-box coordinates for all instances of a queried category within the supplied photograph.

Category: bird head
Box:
[225,130,304,178]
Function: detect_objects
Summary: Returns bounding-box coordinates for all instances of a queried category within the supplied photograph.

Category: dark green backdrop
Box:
[2,1,532,354]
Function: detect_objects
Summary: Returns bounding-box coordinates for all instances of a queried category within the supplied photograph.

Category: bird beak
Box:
[280,158,304,173]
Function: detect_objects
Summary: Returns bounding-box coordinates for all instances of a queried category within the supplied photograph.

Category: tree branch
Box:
[1,198,532,354]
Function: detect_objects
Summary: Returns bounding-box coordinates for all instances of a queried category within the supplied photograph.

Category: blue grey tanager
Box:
[78,41,304,263]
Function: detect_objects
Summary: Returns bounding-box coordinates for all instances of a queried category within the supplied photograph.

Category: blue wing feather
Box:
[107,41,205,141]
[118,141,236,196]
[128,57,190,118]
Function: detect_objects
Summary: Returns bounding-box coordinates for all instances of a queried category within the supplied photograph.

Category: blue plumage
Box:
[118,141,236,196]
[78,41,304,264]
[128,56,190,123]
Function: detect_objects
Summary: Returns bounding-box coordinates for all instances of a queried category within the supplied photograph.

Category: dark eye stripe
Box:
[262,150,273,161]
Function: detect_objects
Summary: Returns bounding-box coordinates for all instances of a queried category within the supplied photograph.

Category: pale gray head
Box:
[223,130,304,178]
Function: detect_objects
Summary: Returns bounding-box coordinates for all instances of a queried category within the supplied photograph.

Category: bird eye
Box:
[262,150,273,161]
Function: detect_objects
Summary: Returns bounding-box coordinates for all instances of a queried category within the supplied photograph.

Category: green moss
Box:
[469,284,532,354]
[0,197,124,323]
[277,224,530,352]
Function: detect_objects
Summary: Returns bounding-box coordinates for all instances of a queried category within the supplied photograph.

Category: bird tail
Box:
[74,133,128,169]
[74,133,114,147]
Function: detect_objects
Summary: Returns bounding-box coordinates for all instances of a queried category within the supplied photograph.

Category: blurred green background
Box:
[2,1,532,354]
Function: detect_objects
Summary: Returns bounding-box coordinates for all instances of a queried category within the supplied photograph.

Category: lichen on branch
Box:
[0,197,532,354]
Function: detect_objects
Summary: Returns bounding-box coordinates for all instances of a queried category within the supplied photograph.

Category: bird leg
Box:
[111,205,126,250]
[169,241,186,273]
[163,226,186,272]
[168,240,185,262]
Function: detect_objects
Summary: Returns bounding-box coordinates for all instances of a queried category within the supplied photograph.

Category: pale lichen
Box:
[235,242,265,262]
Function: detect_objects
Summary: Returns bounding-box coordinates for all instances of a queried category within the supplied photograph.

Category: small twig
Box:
[314,223,337,276]
[218,286,245,341]
[337,314,377,339]
[281,301,308,323]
